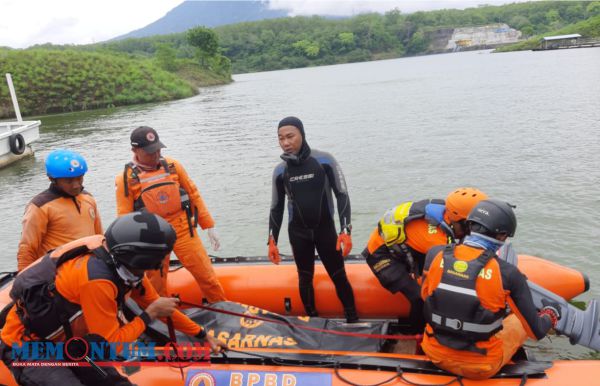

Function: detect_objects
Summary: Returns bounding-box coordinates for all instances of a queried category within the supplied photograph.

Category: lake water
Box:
[1,48,599,359]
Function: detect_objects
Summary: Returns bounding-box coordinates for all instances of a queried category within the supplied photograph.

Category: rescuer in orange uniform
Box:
[0,211,226,385]
[420,199,560,379]
[115,126,226,302]
[363,188,488,331]
[17,149,103,272]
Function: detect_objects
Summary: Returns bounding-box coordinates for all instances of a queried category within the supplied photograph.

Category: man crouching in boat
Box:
[363,188,487,332]
[0,211,226,386]
[420,199,560,380]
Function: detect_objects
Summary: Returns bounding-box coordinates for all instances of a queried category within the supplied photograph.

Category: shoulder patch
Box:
[30,189,61,208]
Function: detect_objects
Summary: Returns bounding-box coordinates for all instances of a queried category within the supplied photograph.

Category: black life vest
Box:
[424,245,506,355]
[9,238,129,340]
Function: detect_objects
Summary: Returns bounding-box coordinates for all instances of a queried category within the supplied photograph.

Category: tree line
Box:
[93,1,600,73]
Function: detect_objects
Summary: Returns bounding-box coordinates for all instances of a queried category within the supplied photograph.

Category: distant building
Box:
[445,23,521,50]
[539,34,581,50]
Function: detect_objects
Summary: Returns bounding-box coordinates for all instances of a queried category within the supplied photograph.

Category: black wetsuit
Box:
[269,144,357,321]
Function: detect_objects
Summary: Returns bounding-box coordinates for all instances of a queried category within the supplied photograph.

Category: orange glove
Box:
[336,232,352,257]
[268,236,281,265]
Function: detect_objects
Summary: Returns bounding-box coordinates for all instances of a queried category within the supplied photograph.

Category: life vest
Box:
[423,245,506,355]
[378,199,455,247]
[365,199,454,294]
[9,236,129,341]
[123,158,192,222]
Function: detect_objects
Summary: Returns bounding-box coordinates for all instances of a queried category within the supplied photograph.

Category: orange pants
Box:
[147,219,226,303]
[422,314,527,380]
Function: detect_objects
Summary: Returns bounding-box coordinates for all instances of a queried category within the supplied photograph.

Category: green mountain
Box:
[114,1,289,40]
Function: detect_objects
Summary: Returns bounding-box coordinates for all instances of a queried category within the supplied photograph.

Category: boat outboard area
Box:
[1,252,600,385]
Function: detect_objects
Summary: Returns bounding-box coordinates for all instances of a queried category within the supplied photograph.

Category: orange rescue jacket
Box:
[2,235,201,348]
[17,186,103,272]
[421,244,543,364]
[115,157,214,230]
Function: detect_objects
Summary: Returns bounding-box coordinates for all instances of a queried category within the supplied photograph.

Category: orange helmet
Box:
[444,187,488,223]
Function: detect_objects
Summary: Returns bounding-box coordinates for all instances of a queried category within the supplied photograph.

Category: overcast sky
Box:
[0,0,527,49]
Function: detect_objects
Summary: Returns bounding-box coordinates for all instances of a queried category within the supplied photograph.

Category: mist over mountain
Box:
[114,1,289,40]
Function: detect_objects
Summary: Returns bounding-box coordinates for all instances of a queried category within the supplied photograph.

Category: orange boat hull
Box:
[170,255,589,318]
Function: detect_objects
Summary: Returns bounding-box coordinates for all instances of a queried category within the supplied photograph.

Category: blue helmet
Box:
[45,149,88,178]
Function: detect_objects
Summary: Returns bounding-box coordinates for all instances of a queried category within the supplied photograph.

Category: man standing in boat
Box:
[17,149,103,271]
[420,199,560,379]
[362,188,487,332]
[268,116,358,323]
[115,126,226,302]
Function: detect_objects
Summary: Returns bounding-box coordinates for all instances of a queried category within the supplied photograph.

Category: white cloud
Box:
[268,0,528,17]
[0,0,184,48]
[0,0,527,48]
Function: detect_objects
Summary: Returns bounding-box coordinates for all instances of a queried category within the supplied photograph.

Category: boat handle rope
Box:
[225,348,463,386]
[335,364,466,386]
[178,300,421,342]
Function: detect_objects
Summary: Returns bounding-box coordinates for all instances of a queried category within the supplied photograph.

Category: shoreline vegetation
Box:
[1,1,599,119]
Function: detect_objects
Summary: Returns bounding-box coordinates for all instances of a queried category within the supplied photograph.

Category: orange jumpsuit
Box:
[115,157,225,302]
[421,244,553,379]
[17,185,102,272]
[1,235,202,348]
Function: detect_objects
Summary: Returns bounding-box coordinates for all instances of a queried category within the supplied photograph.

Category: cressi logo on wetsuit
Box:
[424,245,505,354]
[283,158,327,228]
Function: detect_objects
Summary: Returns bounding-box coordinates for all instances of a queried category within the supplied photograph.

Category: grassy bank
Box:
[0,48,231,119]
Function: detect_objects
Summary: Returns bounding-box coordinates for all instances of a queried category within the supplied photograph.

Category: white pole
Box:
[6,73,23,122]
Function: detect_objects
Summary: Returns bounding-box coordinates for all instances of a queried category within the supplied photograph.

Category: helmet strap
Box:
[112,257,143,288]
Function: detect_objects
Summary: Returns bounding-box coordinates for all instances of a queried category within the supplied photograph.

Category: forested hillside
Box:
[98,1,600,73]
[2,1,599,119]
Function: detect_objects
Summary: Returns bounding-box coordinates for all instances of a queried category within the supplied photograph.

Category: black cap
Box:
[130,126,166,153]
[278,116,305,139]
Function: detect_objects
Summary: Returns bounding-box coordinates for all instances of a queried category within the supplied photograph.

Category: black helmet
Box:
[467,199,517,238]
[105,211,176,270]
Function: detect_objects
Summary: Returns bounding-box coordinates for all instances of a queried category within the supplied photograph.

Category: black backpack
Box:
[9,245,100,339]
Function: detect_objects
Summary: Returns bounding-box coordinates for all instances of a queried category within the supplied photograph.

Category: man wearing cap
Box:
[114,126,226,302]
[268,116,358,323]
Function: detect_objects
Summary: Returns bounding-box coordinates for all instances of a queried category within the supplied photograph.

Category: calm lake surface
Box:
[1,48,599,359]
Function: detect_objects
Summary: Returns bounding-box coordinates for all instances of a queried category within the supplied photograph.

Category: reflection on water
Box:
[1,48,599,359]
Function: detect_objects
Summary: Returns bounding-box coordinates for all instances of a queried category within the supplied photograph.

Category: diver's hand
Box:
[336,232,352,257]
[207,228,221,251]
[146,297,179,319]
[268,236,281,265]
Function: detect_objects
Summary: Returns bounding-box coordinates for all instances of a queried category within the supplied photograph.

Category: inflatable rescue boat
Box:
[0,254,597,386]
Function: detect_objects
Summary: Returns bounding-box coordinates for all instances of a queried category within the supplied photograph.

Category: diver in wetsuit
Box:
[267,116,358,323]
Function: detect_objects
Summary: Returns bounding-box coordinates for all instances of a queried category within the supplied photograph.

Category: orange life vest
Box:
[123,158,191,221]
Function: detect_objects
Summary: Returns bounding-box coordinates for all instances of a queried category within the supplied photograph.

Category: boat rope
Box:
[224,347,336,368]
[519,374,528,386]
[334,364,464,386]
[225,348,464,386]
[178,300,422,342]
